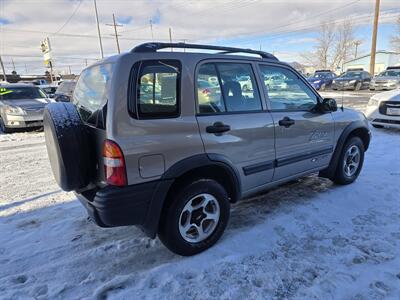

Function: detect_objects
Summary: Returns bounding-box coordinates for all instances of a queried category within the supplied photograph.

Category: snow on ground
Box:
[1,114,400,299]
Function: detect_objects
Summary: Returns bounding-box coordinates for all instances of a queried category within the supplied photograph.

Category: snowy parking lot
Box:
[1,93,400,299]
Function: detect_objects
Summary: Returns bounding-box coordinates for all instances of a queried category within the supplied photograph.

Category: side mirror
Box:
[321,98,337,112]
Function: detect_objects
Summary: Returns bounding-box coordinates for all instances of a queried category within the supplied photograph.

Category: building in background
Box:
[343,51,400,75]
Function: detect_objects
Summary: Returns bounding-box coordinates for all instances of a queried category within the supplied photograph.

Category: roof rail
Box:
[131,42,278,60]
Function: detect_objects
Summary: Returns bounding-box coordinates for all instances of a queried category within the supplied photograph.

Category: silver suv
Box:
[44,43,371,256]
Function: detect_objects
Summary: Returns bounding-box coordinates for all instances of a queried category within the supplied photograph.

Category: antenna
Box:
[340,58,345,111]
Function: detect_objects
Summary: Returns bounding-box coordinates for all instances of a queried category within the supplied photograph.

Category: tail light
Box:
[103,139,127,186]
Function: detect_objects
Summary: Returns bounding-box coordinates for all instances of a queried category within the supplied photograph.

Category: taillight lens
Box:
[103,139,127,186]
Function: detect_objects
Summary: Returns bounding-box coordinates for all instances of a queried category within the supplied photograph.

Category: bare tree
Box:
[390,16,400,52]
[330,20,355,71]
[301,20,356,71]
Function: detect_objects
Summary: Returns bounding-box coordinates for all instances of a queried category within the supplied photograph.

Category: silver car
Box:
[369,68,400,91]
[43,42,371,256]
[0,84,52,133]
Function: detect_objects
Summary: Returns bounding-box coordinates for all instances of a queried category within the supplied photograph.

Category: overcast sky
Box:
[0,0,399,75]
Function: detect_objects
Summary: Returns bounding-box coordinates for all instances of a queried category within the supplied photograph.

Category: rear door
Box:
[195,61,275,192]
[258,63,334,181]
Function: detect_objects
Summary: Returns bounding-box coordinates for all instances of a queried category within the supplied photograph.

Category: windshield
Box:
[313,73,330,78]
[340,72,361,78]
[377,70,400,77]
[0,86,47,100]
[57,81,76,94]
[73,64,114,122]
[42,87,57,94]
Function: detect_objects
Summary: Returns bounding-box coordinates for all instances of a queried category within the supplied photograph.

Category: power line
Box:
[210,9,398,46]
[53,0,83,34]
[1,28,188,41]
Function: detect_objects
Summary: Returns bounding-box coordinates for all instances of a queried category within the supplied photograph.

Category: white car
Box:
[365,89,400,129]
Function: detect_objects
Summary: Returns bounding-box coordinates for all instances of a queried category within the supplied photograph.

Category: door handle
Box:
[278,116,295,128]
[206,121,231,134]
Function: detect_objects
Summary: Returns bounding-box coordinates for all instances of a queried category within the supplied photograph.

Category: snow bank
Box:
[1,123,400,299]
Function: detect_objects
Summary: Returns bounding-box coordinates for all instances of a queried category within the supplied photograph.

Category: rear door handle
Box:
[278,116,295,128]
[206,121,231,134]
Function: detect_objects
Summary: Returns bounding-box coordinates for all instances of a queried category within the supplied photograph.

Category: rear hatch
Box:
[73,63,114,186]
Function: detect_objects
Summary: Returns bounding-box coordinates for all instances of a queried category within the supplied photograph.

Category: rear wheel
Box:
[333,136,365,185]
[158,179,230,256]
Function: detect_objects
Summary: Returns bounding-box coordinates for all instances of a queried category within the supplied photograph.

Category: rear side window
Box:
[73,63,114,122]
[134,60,180,119]
[197,62,262,114]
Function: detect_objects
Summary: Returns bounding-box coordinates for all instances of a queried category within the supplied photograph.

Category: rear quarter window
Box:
[73,63,114,122]
[129,60,181,119]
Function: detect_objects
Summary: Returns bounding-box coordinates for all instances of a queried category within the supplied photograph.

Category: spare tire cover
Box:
[44,102,92,191]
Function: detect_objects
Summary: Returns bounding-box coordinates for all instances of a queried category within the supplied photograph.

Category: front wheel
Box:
[0,118,12,133]
[333,136,365,185]
[158,179,230,256]
[355,82,362,91]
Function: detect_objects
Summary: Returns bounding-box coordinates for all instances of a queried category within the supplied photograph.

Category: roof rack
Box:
[131,42,278,61]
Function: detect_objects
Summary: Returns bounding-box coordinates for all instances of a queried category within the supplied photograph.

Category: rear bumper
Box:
[76,179,173,237]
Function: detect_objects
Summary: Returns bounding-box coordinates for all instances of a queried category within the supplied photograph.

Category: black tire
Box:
[43,102,92,191]
[355,82,362,91]
[372,124,384,129]
[0,118,12,133]
[158,179,230,256]
[333,136,365,185]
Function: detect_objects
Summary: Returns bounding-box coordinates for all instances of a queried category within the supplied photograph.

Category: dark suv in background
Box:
[307,70,336,91]
[332,69,371,91]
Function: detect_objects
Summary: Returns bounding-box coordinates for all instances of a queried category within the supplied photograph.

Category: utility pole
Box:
[85,59,88,67]
[169,27,173,52]
[0,56,7,82]
[93,0,104,58]
[68,66,72,75]
[106,14,123,54]
[369,0,380,76]
[24,63,28,74]
[354,40,362,58]
[150,19,154,41]
[11,58,16,72]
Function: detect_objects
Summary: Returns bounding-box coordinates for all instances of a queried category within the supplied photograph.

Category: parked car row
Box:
[0,80,76,133]
[305,66,400,92]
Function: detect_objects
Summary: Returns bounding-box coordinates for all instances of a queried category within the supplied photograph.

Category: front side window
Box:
[260,65,318,111]
[197,62,262,114]
[136,60,180,119]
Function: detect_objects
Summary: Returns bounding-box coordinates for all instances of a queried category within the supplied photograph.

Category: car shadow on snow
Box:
[1,173,339,299]
[0,189,61,212]
[228,174,333,232]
